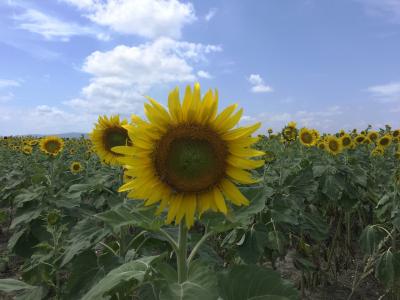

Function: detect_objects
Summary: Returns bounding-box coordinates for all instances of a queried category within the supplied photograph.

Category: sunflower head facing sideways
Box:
[22,145,33,155]
[90,115,132,165]
[282,122,298,142]
[112,83,264,228]
[299,128,317,147]
[325,135,343,155]
[40,136,64,156]
[70,162,83,174]
[377,134,392,148]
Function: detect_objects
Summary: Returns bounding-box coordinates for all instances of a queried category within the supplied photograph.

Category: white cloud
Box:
[0,92,15,103]
[197,70,212,79]
[248,74,273,93]
[61,0,196,39]
[358,0,400,22]
[13,8,109,41]
[65,37,221,114]
[0,79,20,88]
[367,81,400,102]
[205,8,217,21]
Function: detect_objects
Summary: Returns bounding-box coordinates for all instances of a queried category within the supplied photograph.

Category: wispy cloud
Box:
[248,74,273,93]
[358,0,400,23]
[197,70,213,79]
[13,8,109,41]
[367,81,400,102]
[205,8,217,21]
[0,79,20,88]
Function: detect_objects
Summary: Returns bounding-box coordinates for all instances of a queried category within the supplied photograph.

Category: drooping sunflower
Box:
[340,134,352,148]
[70,162,83,174]
[299,128,317,147]
[22,145,32,155]
[377,134,392,148]
[367,131,379,141]
[325,135,343,155]
[282,122,298,142]
[113,83,264,228]
[40,136,64,156]
[90,115,132,165]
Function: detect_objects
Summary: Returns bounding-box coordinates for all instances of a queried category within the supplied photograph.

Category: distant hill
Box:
[18,133,89,138]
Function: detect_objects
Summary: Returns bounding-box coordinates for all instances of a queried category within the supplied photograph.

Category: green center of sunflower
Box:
[45,141,61,153]
[329,140,338,151]
[301,132,313,144]
[154,125,227,193]
[104,127,130,152]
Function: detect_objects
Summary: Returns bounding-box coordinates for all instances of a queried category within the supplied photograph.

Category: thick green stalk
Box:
[177,222,188,283]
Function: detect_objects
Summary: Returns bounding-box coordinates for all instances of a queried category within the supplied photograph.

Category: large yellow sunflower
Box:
[367,131,379,141]
[40,136,64,156]
[325,135,343,155]
[113,83,264,228]
[392,129,400,138]
[354,134,366,145]
[90,115,132,165]
[377,134,392,148]
[299,128,317,147]
[22,145,32,155]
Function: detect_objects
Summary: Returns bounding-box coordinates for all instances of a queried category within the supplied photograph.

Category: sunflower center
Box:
[104,127,130,152]
[45,141,61,153]
[73,164,80,170]
[329,140,338,151]
[154,125,227,193]
[301,132,313,144]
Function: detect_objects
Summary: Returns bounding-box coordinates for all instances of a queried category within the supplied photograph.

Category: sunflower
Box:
[363,137,372,145]
[299,128,317,147]
[354,134,366,145]
[267,128,273,134]
[393,129,400,138]
[340,134,352,148]
[282,122,298,142]
[367,131,379,141]
[377,134,392,148]
[22,145,32,155]
[371,146,384,157]
[70,162,83,174]
[339,129,345,137]
[28,139,38,146]
[40,136,64,156]
[325,135,342,155]
[317,140,326,150]
[113,83,264,228]
[90,115,132,165]
[395,151,400,160]
[311,129,320,140]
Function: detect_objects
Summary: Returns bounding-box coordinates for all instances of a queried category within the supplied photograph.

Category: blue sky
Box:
[0,0,400,135]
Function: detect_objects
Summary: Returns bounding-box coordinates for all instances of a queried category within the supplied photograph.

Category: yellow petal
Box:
[228,146,265,158]
[185,194,197,228]
[166,194,182,224]
[222,122,261,141]
[213,187,227,214]
[216,108,243,133]
[168,87,182,123]
[212,104,238,130]
[219,179,249,206]
[226,166,259,184]
[227,155,265,170]
[198,190,212,216]
[181,85,192,122]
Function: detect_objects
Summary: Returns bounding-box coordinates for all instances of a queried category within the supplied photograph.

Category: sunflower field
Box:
[1,83,400,300]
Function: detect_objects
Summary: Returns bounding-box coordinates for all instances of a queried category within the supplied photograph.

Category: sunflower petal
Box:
[219,179,250,206]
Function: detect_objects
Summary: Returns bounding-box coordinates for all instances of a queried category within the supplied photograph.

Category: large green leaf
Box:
[237,224,268,264]
[0,279,36,292]
[218,265,299,300]
[81,255,160,300]
[359,225,386,255]
[160,261,218,300]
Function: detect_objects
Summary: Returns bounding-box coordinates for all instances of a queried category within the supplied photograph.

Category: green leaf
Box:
[160,261,218,300]
[359,225,386,255]
[238,224,268,264]
[299,212,329,241]
[61,217,110,266]
[218,265,299,300]
[0,279,36,292]
[234,186,266,223]
[376,250,395,287]
[81,255,160,300]
[10,207,43,229]
[95,202,163,232]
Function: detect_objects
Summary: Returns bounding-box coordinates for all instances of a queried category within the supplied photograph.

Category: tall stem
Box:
[177,222,188,283]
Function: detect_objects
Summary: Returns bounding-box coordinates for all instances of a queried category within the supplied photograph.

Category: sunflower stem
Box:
[177,222,188,284]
